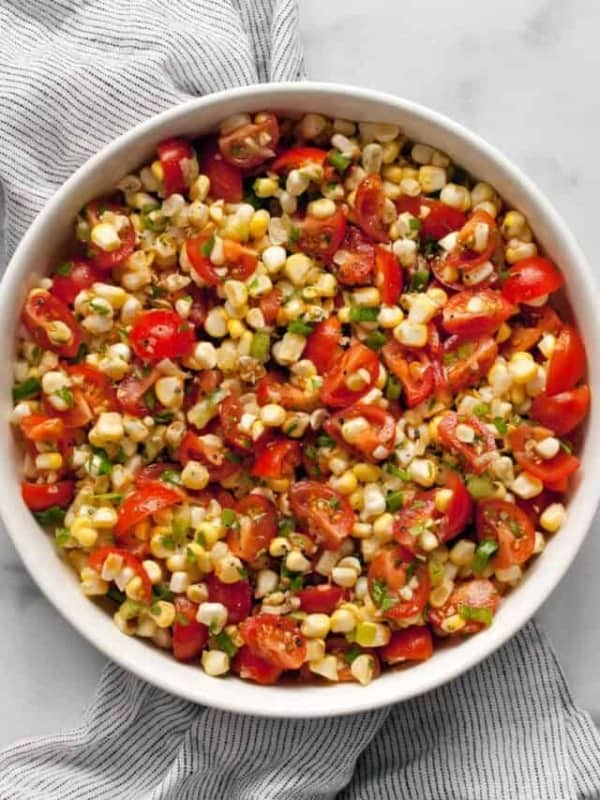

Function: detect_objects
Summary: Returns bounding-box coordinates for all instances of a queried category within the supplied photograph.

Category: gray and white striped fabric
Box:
[1,2,600,799]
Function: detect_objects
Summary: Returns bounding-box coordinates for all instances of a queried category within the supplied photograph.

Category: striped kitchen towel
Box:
[1,1,600,798]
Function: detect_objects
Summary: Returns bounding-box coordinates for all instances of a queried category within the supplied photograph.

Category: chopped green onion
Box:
[364,330,387,350]
[107,587,126,604]
[458,604,493,626]
[343,644,362,664]
[472,402,490,418]
[385,375,402,401]
[201,233,216,256]
[288,319,314,335]
[144,388,156,411]
[560,440,573,454]
[386,491,404,513]
[385,463,410,480]
[409,217,422,232]
[349,306,380,323]
[152,584,174,601]
[409,269,430,292]
[428,559,445,587]
[289,225,301,244]
[221,508,238,529]
[466,475,495,500]
[161,469,182,486]
[54,527,71,547]
[316,434,335,449]
[328,151,352,174]
[89,300,110,316]
[153,410,174,424]
[493,417,508,435]
[94,492,123,503]
[214,630,237,658]
[119,599,142,620]
[250,331,271,363]
[88,448,112,477]
[278,518,294,537]
[371,579,396,611]
[55,386,74,408]
[12,376,41,402]
[472,539,499,574]
[34,506,66,526]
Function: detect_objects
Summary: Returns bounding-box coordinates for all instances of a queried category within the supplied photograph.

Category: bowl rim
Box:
[1,80,599,717]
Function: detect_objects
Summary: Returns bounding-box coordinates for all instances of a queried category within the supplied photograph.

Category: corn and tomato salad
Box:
[11,111,590,686]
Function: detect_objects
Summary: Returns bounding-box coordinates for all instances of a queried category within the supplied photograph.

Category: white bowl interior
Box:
[1,83,599,717]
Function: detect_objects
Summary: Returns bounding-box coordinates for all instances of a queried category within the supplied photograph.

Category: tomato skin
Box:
[380,627,433,664]
[21,415,65,442]
[291,208,347,262]
[256,373,319,412]
[439,470,474,542]
[239,613,306,670]
[381,340,435,408]
[447,210,499,271]
[438,412,497,474]
[135,462,180,488]
[178,430,243,483]
[304,317,342,374]
[251,438,302,479]
[332,225,375,286]
[320,343,379,408]
[85,199,136,270]
[296,585,344,614]
[258,288,283,326]
[375,245,403,304]
[443,335,498,394]
[530,385,590,436]
[67,364,117,415]
[172,596,209,662]
[289,480,353,550]
[476,499,535,570]
[355,174,389,242]
[198,138,242,202]
[323,403,396,461]
[89,546,153,604]
[396,196,467,241]
[232,646,282,685]
[219,396,252,450]
[393,494,437,555]
[205,574,252,625]
[442,289,514,338]
[501,257,564,305]
[545,325,586,396]
[503,304,561,357]
[368,547,430,621]
[50,260,103,306]
[428,579,499,635]
[22,290,83,359]
[509,425,580,485]
[272,147,328,173]
[22,480,74,511]
[116,367,159,417]
[218,113,280,169]
[228,494,278,562]
[130,309,195,362]
[157,138,195,196]
[114,482,183,539]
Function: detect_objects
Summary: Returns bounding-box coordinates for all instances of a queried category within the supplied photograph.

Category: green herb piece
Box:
[140,208,167,233]
[421,238,438,259]
[386,491,404,513]
[327,496,341,510]
[33,506,66,526]
[144,388,156,411]
[560,440,573,454]
[12,376,41,402]
[153,584,174,601]
[88,448,112,476]
[214,630,237,658]
[289,225,301,245]
[409,269,430,292]
[237,566,249,580]
[472,539,499,574]
[493,417,508,435]
[149,283,166,299]
[466,475,495,501]
[249,331,271,363]
[364,330,387,351]
[107,586,126,604]
[278,518,294,537]
[458,604,493,626]
[243,188,266,210]
[221,508,239,529]
[316,434,335,449]
[349,306,380,323]
[172,514,189,540]
[55,386,74,408]
[328,151,352,174]
[119,599,142,620]
[55,261,73,276]
[409,217,422,232]
[428,559,445,587]
[202,233,216,257]
[344,644,362,665]
[94,492,123,503]
[175,612,191,627]
[54,527,71,547]
[385,463,410,480]
[288,319,314,335]
[385,375,402,401]
[89,300,110,316]
[472,402,490,419]
[371,578,396,611]
[153,410,174,424]
[224,450,244,464]
[160,535,177,550]
[160,469,182,486]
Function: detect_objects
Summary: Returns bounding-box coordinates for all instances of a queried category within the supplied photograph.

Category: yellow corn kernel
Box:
[352,463,381,482]
[496,322,511,343]
[150,601,176,628]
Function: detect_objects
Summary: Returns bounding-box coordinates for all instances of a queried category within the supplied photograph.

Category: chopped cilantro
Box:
[55,386,74,408]
[88,447,112,476]
[409,269,430,292]
[288,319,314,335]
[349,306,380,323]
[33,506,65,526]
[364,330,387,350]
[493,417,508,435]
[160,469,182,486]
[327,496,341,510]
[160,535,177,550]
[472,539,499,574]
[385,463,410,481]
[89,300,110,316]
[328,151,352,174]
[175,612,191,627]
[214,630,237,658]
[385,375,402,401]
[289,225,301,245]
[472,402,490,418]
[144,388,156,411]
[54,527,71,547]
[201,233,216,256]
[386,491,404,513]
[371,578,396,611]
[344,644,362,664]
[560,440,573,454]
[153,410,174,424]
[316,434,335,449]
[221,508,239,529]
[278,518,294,537]
[12,376,41,402]
[458,604,493,626]
[409,217,421,232]
[152,584,174,601]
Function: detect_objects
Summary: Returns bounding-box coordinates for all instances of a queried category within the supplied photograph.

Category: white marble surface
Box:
[1,0,599,748]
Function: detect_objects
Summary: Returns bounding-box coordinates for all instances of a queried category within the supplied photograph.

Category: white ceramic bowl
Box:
[1,82,599,718]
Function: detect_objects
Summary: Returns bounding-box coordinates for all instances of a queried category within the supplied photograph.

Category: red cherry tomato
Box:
[331,224,376,285]
[375,245,403,304]
[476,498,535,570]
[178,430,245,483]
[381,340,435,408]
[396,196,467,241]
[509,425,580,485]
[368,546,430,621]
[438,412,497,474]
[42,388,93,429]
[205,574,252,625]
[258,288,283,326]
[251,438,302,479]
[50,259,103,306]
[239,613,306,670]
[89,546,153,604]
[172,596,209,662]
[219,395,252,450]
[20,414,65,442]
[21,480,74,511]
[443,335,498,394]
[289,480,353,550]
[291,208,347,262]
[320,343,379,408]
[428,579,499,635]
[355,174,389,243]
[22,290,83,359]
[198,138,242,202]
[114,482,183,539]
[545,325,586,396]
[442,289,514,338]
[324,637,381,683]
[304,317,343,374]
[501,257,564,305]
[185,285,211,328]
[232,646,282,685]
[380,626,433,664]
[116,366,160,417]
[67,364,117,416]
[392,493,437,555]
[157,138,195,196]
[228,494,278,562]
[218,113,280,169]
[323,403,396,461]
[272,147,328,173]
[186,235,258,286]
[446,210,499,272]
[85,199,136,270]
[439,470,474,541]
[530,385,590,436]
[130,309,195,362]
[257,373,320,411]
[296,585,344,614]
[503,304,561,356]
[135,462,181,488]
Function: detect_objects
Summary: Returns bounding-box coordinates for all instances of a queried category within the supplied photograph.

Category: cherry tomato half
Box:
[438,412,497,474]
[355,174,389,243]
[503,303,561,356]
[530,385,590,436]
[116,366,159,417]
[368,546,430,621]
[291,208,347,262]
[130,309,195,362]
[320,343,379,408]
[219,395,252,450]
[304,317,343,374]
[331,224,375,286]
[67,364,117,416]
[257,373,320,411]
[442,289,514,338]
[114,482,183,539]
[22,290,83,359]
[232,646,282,685]
[272,147,328,174]
[89,547,153,604]
[446,210,499,272]
[296,585,344,614]
[501,257,564,305]
[198,138,242,202]
[380,626,433,664]
[172,596,209,662]
[375,245,403,304]
[22,480,74,511]
[205,573,252,624]
[476,498,535,570]
[228,494,278,562]
[218,113,280,169]
[443,335,498,394]
[545,325,586,396]
[239,613,306,670]
[509,425,580,485]
[186,235,258,286]
[50,259,103,306]
[178,430,244,483]
[251,438,302,479]
[395,196,467,242]
[157,138,195,196]
[289,480,353,550]
[428,579,499,635]
[323,403,396,461]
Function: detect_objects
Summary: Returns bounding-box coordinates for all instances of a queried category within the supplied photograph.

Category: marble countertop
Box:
[1,0,599,749]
